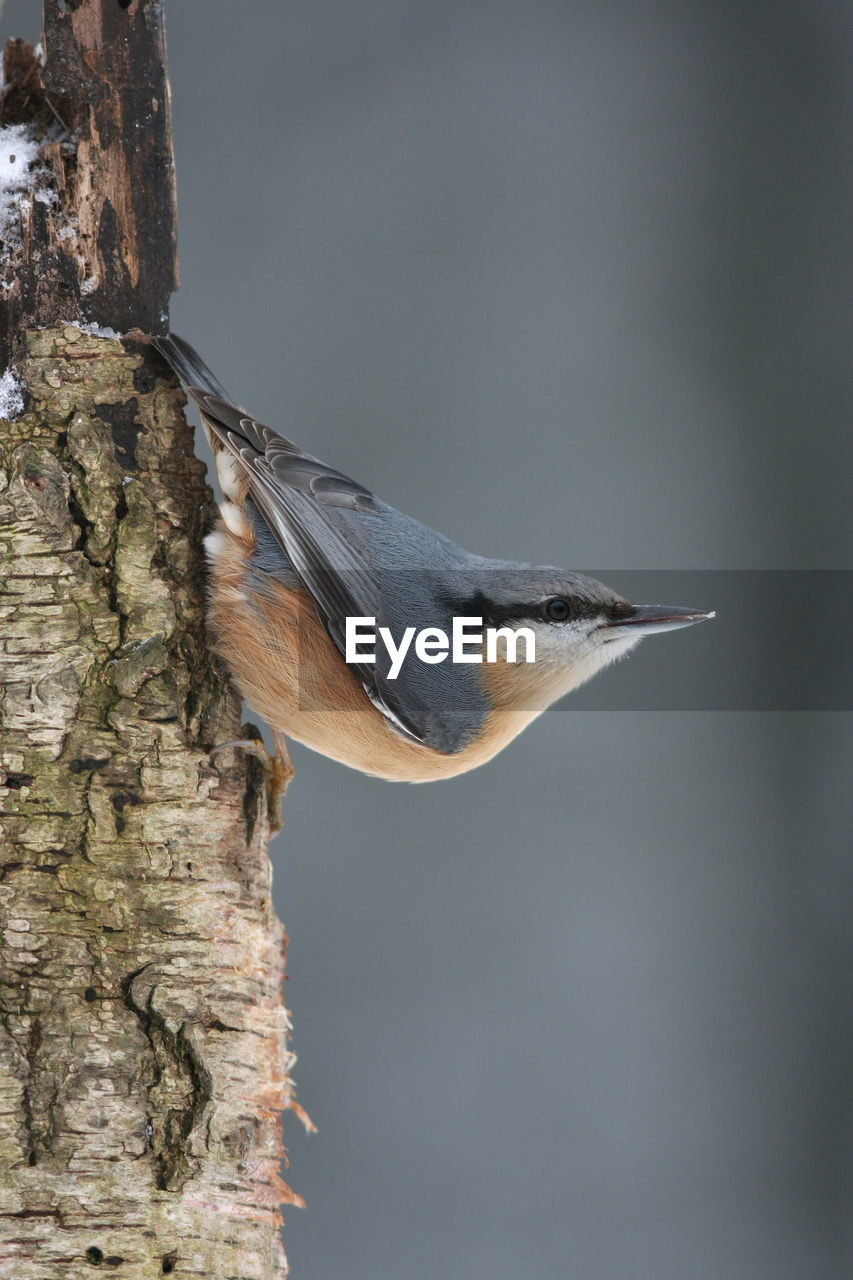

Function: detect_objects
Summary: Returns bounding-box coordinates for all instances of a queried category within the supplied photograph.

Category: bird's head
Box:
[458,569,714,714]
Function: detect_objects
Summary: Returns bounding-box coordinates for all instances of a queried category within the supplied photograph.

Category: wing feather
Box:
[153,334,481,752]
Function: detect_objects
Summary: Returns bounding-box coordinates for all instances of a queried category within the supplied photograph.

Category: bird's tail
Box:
[151,333,232,401]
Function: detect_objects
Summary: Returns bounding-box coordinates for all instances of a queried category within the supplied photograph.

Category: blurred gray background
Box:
[5,2,853,1276]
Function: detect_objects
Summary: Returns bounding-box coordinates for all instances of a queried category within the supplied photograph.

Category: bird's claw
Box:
[211,729,293,832]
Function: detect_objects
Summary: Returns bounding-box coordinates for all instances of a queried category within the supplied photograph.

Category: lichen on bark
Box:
[0,328,299,1279]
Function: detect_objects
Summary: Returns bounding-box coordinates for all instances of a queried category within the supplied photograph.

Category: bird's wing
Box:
[167,367,478,755]
[153,334,484,753]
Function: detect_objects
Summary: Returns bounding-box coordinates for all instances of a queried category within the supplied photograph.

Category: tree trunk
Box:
[0,10,298,1279]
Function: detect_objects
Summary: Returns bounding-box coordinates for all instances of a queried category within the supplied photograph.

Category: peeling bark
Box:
[0,5,299,1277]
[0,4,177,366]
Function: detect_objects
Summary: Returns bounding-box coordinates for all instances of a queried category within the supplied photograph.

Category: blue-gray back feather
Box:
[153,334,495,753]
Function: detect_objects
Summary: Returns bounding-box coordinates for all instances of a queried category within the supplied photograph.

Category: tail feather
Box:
[152,333,232,401]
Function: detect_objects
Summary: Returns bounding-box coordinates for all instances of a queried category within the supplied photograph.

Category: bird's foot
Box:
[211,729,294,833]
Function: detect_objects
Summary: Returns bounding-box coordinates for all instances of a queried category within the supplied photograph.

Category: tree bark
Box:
[0,11,299,1280]
[1,0,177,364]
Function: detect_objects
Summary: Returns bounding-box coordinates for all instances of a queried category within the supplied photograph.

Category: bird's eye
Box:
[544,597,571,622]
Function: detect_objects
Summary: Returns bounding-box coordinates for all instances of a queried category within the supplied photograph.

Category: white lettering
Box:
[345,616,376,664]
[378,626,416,680]
[486,626,535,664]
[453,617,483,664]
[344,617,538,672]
[415,628,449,664]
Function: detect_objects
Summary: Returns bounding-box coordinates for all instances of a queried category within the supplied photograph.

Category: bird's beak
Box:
[602,604,716,636]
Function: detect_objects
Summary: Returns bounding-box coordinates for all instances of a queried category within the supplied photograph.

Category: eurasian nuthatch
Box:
[153,334,713,785]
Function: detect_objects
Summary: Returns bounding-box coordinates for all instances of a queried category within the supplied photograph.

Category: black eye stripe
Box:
[453,592,543,627]
[450,591,612,626]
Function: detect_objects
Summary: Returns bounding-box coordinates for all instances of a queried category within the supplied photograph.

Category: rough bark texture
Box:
[0,7,299,1278]
[1,2,177,368]
[0,330,299,1279]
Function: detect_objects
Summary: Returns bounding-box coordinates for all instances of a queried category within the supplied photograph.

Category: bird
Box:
[152,334,713,794]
